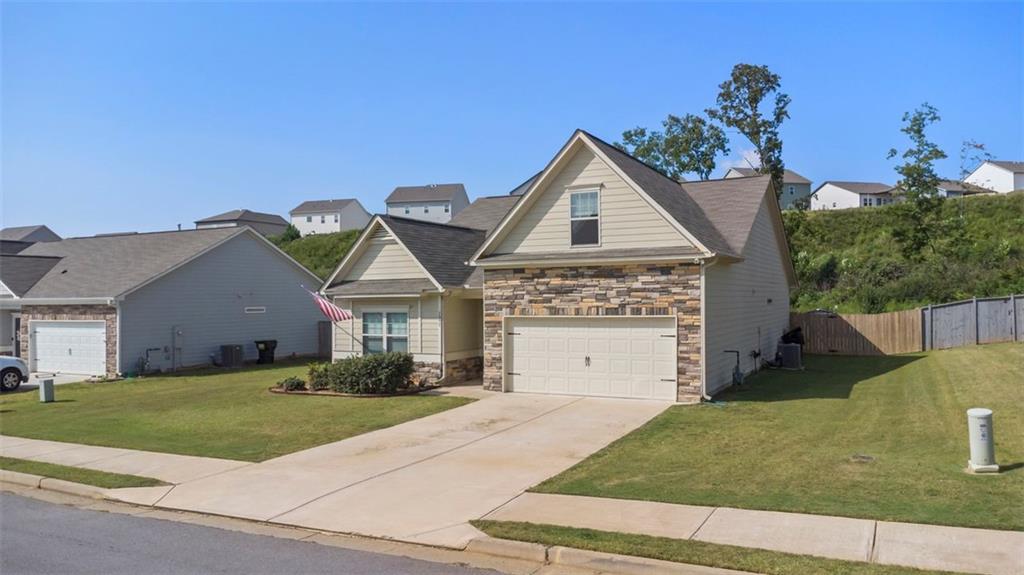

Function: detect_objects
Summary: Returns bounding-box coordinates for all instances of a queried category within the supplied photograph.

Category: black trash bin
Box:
[255,340,278,364]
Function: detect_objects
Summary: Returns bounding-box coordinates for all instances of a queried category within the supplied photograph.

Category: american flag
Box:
[305,287,352,322]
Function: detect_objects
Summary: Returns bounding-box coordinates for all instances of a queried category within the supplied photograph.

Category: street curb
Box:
[466,537,753,575]
[0,470,43,489]
[1,473,104,499]
[464,536,548,562]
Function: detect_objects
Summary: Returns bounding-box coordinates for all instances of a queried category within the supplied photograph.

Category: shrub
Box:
[307,363,331,390]
[326,352,416,394]
[277,376,307,392]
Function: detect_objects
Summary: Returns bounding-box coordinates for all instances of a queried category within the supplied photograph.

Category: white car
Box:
[0,356,29,392]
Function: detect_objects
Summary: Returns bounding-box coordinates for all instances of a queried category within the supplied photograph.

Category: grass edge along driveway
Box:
[472,521,958,575]
[534,344,1023,531]
[0,361,473,462]
[0,456,166,489]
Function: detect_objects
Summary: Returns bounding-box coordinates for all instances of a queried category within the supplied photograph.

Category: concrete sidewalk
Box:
[0,435,250,486]
[484,492,1024,575]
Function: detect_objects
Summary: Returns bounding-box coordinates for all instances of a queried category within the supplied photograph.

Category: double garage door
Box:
[505,317,677,401]
[30,321,107,376]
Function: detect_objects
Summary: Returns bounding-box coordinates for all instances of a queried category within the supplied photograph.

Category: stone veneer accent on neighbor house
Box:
[19,304,119,378]
[483,263,702,402]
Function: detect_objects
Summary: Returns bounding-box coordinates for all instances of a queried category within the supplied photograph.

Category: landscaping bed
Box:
[0,359,473,462]
[534,343,1024,531]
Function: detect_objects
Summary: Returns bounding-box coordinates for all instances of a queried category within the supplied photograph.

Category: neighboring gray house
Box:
[195,209,289,237]
[725,167,812,209]
[7,228,322,377]
[0,254,61,356]
[936,179,990,198]
[385,184,470,224]
[289,199,371,237]
[0,225,61,243]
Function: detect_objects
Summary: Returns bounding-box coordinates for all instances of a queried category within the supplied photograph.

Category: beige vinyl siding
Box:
[495,146,692,254]
[443,295,482,360]
[704,194,791,395]
[343,237,428,281]
[332,295,441,360]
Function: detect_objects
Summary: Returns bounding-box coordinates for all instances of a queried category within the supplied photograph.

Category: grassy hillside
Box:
[784,192,1024,313]
[271,229,360,280]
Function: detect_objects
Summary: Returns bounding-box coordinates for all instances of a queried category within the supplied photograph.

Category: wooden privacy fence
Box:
[791,309,922,355]
[791,294,1023,356]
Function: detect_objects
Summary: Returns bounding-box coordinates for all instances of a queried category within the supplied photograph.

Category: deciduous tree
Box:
[617,113,729,180]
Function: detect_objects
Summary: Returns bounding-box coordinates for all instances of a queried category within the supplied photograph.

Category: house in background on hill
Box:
[935,180,990,199]
[725,167,812,209]
[810,181,894,210]
[0,225,61,244]
[195,209,289,237]
[289,199,371,237]
[964,160,1024,193]
[385,183,470,224]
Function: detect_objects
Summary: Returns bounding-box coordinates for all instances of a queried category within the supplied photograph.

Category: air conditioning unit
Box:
[220,344,244,368]
[779,342,802,370]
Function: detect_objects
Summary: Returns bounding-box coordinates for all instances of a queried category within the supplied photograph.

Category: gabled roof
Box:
[195,209,288,226]
[375,216,485,287]
[0,240,35,255]
[448,196,520,233]
[17,228,259,299]
[988,160,1024,173]
[0,255,62,296]
[937,179,989,194]
[727,167,811,185]
[0,225,61,242]
[290,199,360,215]
[386,183,466,203]
[509,172,542,196]
[812,181,893,196]
[685,175,772,256]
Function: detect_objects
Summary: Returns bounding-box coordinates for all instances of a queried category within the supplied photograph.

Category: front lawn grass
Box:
[0,456,166,489]
[473,521,956,575]
[535,343,1024,531]
[0,361,473,462]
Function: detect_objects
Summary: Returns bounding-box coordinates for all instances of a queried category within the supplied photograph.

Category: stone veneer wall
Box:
[443,356,483,384]
[19,304,119,377]
[413,361,442,385]
[483,263,701,402]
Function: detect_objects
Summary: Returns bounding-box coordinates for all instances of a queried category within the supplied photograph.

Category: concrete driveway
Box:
[150,392,669,548]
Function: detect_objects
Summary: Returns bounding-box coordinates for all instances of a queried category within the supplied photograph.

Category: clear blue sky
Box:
[3,2,1021,237]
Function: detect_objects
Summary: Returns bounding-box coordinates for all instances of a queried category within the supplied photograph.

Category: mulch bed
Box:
[268,385,440,398]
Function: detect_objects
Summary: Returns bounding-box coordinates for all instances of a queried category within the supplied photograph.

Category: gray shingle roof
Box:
[814,181,893,196]
[0,255,62,296]
[377,216,485,287]
[728,167,811,185]
[508,172,542,196]
[195,209,288,226]
[0,240,34,255]
[989,160,1024,172]
[326,278,437,297]
[18,228,243,298]
[0,225,61,242]
[386,184,466,203]
[584,131,738,258]
[684,175,772,256]
[289,199,358,215]
[447,196,520,233]
[937,179,989,194]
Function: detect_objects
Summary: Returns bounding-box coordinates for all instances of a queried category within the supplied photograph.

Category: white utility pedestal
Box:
[966,407,999,473]
[38,378,55,403]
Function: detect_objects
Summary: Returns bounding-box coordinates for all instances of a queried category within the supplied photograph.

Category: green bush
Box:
[277,376,307,392]
[307,363,331,390]
[322,353,416,394]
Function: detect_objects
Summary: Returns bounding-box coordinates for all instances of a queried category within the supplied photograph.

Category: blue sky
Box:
[3,2,1021,237]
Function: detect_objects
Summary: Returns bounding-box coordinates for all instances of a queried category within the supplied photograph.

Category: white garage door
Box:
[31,321,107,376]
[505,317,677,401]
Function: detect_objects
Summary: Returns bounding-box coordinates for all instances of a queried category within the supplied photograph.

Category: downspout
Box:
[699,258,719,401]
[439,291,446,381]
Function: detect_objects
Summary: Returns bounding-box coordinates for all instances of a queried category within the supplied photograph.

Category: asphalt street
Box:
[0,493,503,575]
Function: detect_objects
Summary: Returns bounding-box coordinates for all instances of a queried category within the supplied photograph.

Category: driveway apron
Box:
[150,393,669,547]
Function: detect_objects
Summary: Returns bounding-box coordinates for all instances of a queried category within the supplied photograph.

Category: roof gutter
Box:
[19,297,116,306]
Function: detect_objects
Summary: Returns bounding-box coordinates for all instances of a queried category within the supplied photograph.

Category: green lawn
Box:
[473,521,956,575]
[0,456,166,489]
[535,343,1024,531]
[0,361,473,462]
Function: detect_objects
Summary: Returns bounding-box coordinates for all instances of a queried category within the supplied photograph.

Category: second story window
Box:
[334,214,339,223]
[321,215,326,223]
[569,189,600,247]
[788,186,794,195]
[306,216,312,223]
[424,206,430,213]
[404,207,410,215]
[444,204,450,213]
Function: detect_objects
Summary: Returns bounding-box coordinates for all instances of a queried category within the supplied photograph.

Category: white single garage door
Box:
[31,321,107,376]
[505,317,677,401]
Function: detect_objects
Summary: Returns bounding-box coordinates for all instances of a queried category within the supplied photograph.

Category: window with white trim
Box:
[444,203,450,213]
[362,312,408,354]
[788,185,795,195]
[404,207,410,214]
[306,216,312,222]
[334,214,339,223]
[321,215,326,223]
[569,189,600,246]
